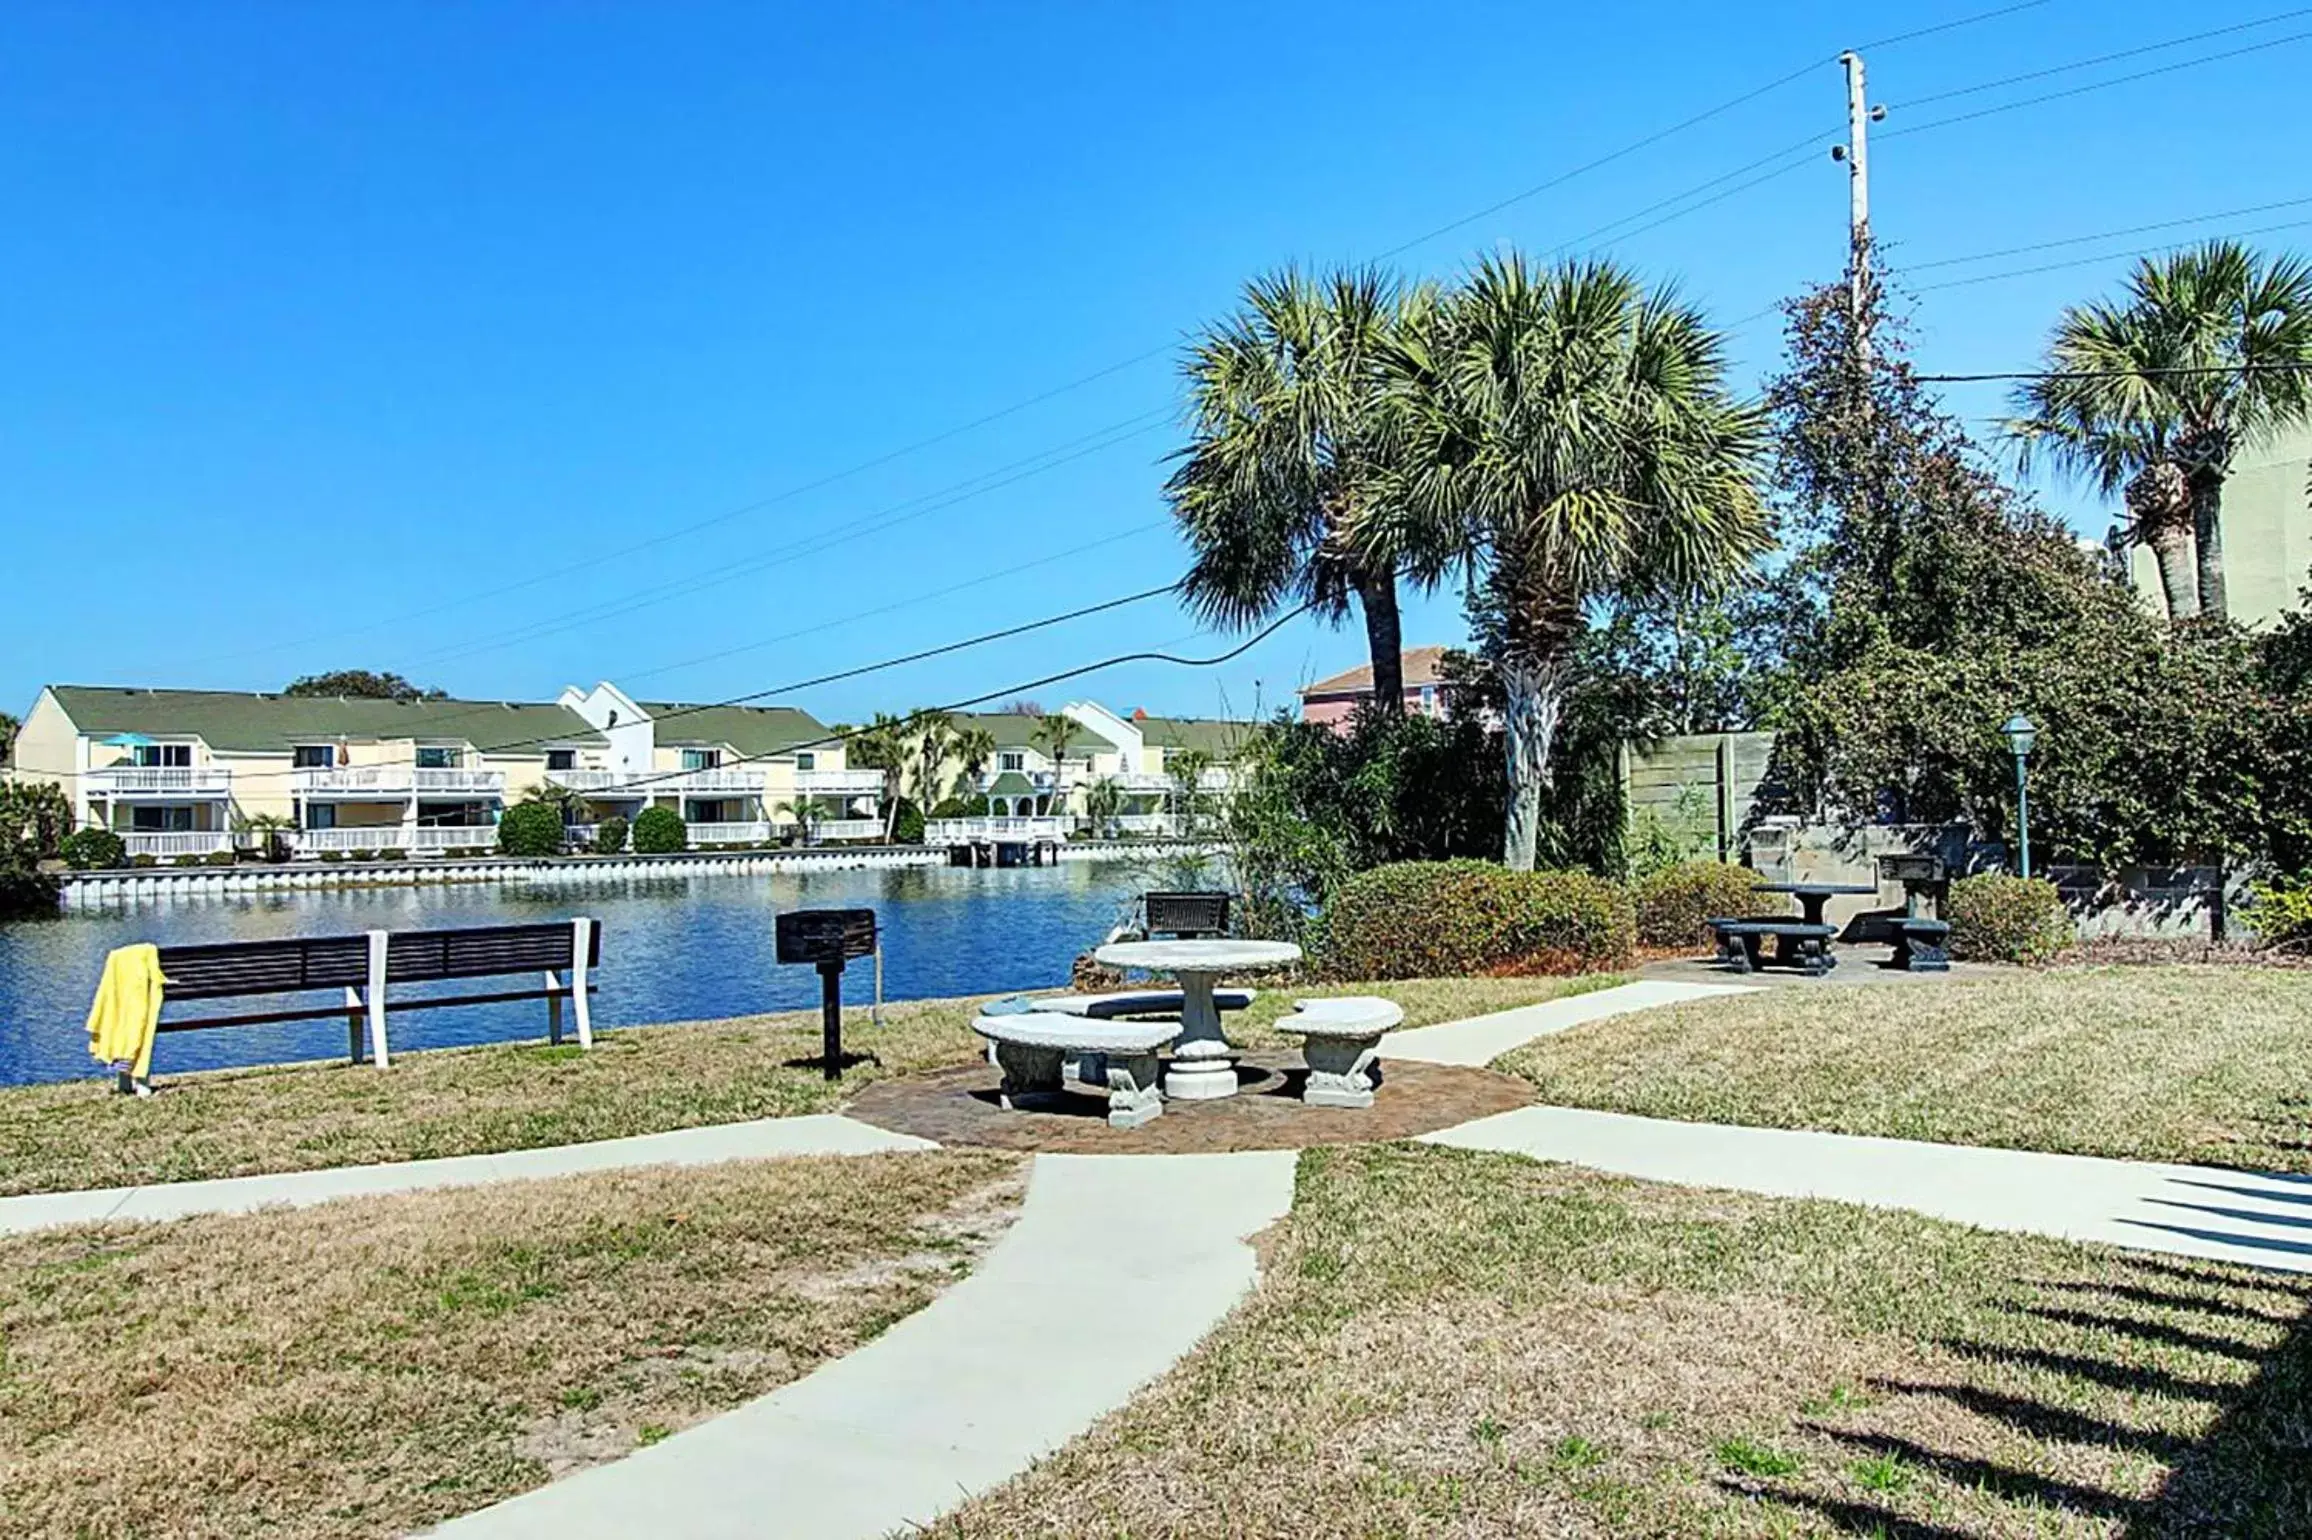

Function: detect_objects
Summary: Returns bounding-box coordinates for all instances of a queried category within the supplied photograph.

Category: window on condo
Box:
[416,746,458,769]
[794,751,815,771]
[132,743,192,768]
[682,749,719,771]
[999,751,1024,772]
[292,745,333,769]
[545,749,576,771]
[130,805,195,832]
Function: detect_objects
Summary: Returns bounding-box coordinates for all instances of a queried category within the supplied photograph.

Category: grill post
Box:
[817,959,843,1082]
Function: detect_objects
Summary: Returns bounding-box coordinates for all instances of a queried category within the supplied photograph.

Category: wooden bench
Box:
[1706,918,1838,976]
[973,1011,1178,1129]
[1280,997,1403,1108]
[156,919,601,1071]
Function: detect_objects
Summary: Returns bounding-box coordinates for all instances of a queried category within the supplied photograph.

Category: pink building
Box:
[1298,646,1452,733]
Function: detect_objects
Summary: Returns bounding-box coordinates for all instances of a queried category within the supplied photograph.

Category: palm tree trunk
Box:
[2146,523,2199,622]
[1355,569,1405,716]
[1498,650,1566,872]
[2189,473,2227,622]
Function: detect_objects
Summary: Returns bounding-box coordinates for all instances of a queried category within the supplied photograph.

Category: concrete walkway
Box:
[427,1149,1298,1540]
[1386,977,1757,1067]
[1428,1106,2312,1274]
[0,1114,933,1236]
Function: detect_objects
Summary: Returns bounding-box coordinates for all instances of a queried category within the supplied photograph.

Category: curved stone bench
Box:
[972,1014,1181,1129]
[1280,997,1404,1109]
[1026,988,1256,1019]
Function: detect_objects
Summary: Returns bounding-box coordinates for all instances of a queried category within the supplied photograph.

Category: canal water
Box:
[0,863,1160,1086]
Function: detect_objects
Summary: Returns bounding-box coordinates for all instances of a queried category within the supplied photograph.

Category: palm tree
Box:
[950,723,996,801]
[0,711,18,770]
[773,798,819,845]
[1387,254,1769,869]
[912,716,956,814]
[1166,748,1215,834]
[1167,267,1454,715]
[845,712,910,840]
[1031,713,1076,815]
[2010,241,2312,623]
[1083,775,1125,839]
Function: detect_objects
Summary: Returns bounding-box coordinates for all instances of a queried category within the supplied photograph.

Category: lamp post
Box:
[2001,712,2038,879]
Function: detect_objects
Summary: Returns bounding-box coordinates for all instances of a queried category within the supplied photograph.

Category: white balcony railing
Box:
[660,768,767,795]
[793,767,886,797]
[543,768,629,792]
[809,818,885,841]
[688,821,771,846]
[411,825,495,850]
[414,767,505,796]
[89,766,233,797]
[1099,813,1189,837]
[295,766,413,796]
[1111,769,1232,794]
[924,816,1072,844]
[294,826,412,852]
[120,830,234,858]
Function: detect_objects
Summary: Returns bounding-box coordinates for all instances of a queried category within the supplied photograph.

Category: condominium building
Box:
[10,681,885,859]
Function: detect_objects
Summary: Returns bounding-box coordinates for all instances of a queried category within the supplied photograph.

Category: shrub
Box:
[632,805,687,854]
[202,850,236,867]
[320,851,345,864]
[60,828,128,870]
[891,799,926,845]
[1947,873,2072,963]
[929,795,990,818]
[373,847,409,862]
[2245,874,2312,951]
[1317,859,1635,980]
[496,801,566,859]
[1632,859,1764,950]
[591,814,629,855]
[347,848,376,863]
[173,853,203,868]
[131,854,159,868]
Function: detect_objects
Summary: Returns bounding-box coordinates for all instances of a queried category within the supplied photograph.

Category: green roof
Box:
[48,686,604,755]
[939,712,1049,751]
[1137,716,1248,759]
[640,702,829,758]
[985,770,1038,798]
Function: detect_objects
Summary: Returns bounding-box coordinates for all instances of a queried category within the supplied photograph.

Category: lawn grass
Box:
[0,975,1610,1197]
[0,1150,1025,1539]
[1503,965,2312,1172]
[945,1143,2312,1537]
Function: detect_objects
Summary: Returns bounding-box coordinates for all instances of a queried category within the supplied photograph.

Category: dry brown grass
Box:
[946,1144,2312,1537]
[1505,964,2312,1172]
[0,1150,1023,1539]
[0,976,1608,1197]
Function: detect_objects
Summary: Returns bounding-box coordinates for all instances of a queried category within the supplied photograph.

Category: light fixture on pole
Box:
[2001,712,2038,879]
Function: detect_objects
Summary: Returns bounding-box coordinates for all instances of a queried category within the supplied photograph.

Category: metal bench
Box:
[155,919,601,1071]
[1706,917,1838,976]
[1144,890,1230,939]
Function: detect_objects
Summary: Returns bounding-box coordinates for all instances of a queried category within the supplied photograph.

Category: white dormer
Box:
[557,681,655,779]
[1061,699,1140,766]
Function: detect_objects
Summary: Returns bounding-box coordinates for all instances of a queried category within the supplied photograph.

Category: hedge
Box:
[632,806,687,854]
[1317,859,1635,980]
[591,815,630,856]
[1632,859,1764,950]
[496,801,565,859]
[1947,873,2072,963]
[60,828,128,870]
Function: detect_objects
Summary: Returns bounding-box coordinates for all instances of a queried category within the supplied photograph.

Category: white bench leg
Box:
[1301,1035,1381,1109]
[994,1041,1065,1109]
[1106,1051,1163,1129]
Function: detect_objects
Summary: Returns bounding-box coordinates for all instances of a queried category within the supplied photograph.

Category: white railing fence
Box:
[687,821,772,846]
[119,830,234,858]
[90,766,235,795]
[924,816,1072,844]
[809,818,884,842]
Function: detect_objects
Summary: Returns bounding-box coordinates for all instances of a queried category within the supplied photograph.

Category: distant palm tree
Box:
[1032,713,1077,816]
[1083,775,1125,838]
[773,798,818,845]
[845,712,911,840]
[1166,748,1215,833]
[2010,241,2312,623]
[1388,254,1769,869]
[912,717,956,814]
[950,723,996,801]
[1167,267,1454,715]
[0,711,18,770]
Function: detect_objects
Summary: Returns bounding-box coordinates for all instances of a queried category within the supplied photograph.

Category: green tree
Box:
[1388,254,1769,869]
[631,805,687,854]
[2008,240,2312,623]
[1031,713,1076,815]
[0,710,19,769]
[0,781,71,917]
[1083,775,1124,838]
[912,716,956,814]
[1166,748,1215,834]
[843,712,910,840]
[496,801,565,858]
[283,670,448,701]
[1167,267,1450,716]
[950,723,997,800]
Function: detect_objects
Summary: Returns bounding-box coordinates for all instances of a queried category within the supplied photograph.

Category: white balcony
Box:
[411,825,495,850]
[925,816,1072,845]
[295,826,412,852]
[794,767,886,797]
[1111,769,1232,794]
[121,830,234,858]
[295,766,413,796]
[689,821,771,846]
[543,768,629,793]
[415,767,505,796]
[660,768,767,795]
[1100,813,1188,837]
[810,818,885,842]
[89,766,233,798]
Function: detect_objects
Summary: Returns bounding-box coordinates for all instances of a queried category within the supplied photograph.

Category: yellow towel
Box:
[86,943,166,1083]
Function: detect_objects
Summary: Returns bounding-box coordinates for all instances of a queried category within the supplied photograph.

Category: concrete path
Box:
[0,1114,934,1236]
[1386,978,1758,1067]
[1428,1106,2312,1274]
[427,1149,1299,1540]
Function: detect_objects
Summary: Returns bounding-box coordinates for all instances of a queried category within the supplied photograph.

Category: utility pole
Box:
[1830,51,1885,366]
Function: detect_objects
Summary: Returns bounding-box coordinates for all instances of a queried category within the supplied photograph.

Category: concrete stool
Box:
[972,1013,1180,1129]
[1281,997,1404,1109]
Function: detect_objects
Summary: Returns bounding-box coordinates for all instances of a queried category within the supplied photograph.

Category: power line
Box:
[1911,216,2312,291]
[1904,194,2312,269]
[1894,6,2312,109]
[1915,362,2312,382]
[1852,0,2058,51]
[1878,24,2312,141]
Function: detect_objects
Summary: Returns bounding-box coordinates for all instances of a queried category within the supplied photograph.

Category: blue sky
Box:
[6,1,2308,732]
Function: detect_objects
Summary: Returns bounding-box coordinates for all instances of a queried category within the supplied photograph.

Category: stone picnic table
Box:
[1093,938,1302,1101]
[1753,880,1878,929]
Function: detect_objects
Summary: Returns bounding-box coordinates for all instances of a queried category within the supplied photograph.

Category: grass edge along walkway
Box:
[941,1142,2312,1538]
[0,974,1616,1198]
